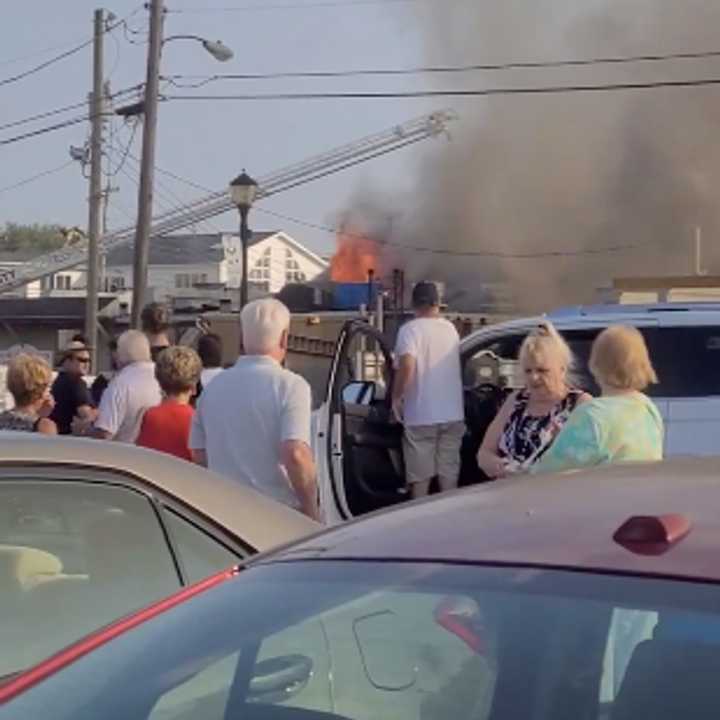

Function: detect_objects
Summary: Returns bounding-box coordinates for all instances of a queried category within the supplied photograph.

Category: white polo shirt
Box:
[189,355,312,509]
[95,361,162,443]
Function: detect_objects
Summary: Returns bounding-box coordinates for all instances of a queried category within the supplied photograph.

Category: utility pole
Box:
[131,0,164,329]
[84,8,105,370]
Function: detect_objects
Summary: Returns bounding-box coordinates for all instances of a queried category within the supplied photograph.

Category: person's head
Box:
[519,322,574,399]
[154,346,202,398]
[7,354,53,411]
[197,333,223,369]
[60,340,92,377]
[240,298,291,361]
[116,330,151,368]
[140,303,171,340]
[590,325,658,393]
[412,281,440,317]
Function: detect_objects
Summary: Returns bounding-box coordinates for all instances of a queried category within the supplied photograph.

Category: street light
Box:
[229,171,259,310]
[130,0,234,329]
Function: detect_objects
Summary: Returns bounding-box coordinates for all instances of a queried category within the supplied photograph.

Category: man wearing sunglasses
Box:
[50,339,97,435]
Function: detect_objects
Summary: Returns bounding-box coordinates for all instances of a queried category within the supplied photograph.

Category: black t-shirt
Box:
[50,371,94,435]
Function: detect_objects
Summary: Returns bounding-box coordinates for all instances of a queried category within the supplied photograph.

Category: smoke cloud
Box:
[339,0,720,312]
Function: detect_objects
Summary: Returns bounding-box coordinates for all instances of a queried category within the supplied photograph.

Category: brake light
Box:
[434,596,485,654]
[613,514,692,556]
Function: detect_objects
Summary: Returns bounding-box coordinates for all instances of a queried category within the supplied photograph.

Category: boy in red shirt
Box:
[136,346,201,461]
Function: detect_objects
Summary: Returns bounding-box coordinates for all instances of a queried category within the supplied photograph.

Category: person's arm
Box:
[281,440,318,521]
[532,404,602,474]
[477,392,517,479]
[281,379,318,520]
[391,354,416,421]
[188,398,208,467]
[88,379,124,440]
[73,378,98,422]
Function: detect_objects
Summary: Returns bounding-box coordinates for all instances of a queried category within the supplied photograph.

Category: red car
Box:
[2,457,720,720]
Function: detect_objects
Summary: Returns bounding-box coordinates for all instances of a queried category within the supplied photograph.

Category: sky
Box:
[0,0,447,257]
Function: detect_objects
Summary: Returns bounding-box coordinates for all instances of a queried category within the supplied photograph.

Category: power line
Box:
[0,160,75,195]
[0,115,87,147]
[163,48,720,86]
[0,85,141,134]
[171,0,441,12]
[163,76,720,101]
[0,6,143,88]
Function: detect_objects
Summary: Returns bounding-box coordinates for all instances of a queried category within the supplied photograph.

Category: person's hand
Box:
[71,416,93,437]
[477,450,506,479]
[37,394,55,419]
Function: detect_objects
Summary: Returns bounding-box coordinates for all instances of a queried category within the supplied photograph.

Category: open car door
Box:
[321,320,406,520]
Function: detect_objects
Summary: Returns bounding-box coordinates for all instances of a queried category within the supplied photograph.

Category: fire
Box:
[330,224,380,282]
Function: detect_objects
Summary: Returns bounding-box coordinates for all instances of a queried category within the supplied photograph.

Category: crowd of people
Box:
[0,284,665,523]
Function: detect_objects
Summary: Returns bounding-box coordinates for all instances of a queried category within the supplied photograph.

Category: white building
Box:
[0,231,328,302]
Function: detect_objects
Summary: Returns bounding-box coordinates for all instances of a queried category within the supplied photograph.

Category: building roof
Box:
[266,457,720,583]
[106,232,278,267]
[0,297,114,321]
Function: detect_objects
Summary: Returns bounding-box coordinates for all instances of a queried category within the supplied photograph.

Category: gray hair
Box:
[117,330,151,366]
[241,299,291,355]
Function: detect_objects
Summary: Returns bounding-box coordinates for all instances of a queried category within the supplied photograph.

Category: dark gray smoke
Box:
[339,1,720,313]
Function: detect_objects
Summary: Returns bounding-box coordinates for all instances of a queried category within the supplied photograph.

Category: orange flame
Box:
[330,225,380,282]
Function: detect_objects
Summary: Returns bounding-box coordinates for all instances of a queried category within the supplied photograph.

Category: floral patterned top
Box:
[498,389,584,473]
[532,393,664,474]
[0,409,39,432]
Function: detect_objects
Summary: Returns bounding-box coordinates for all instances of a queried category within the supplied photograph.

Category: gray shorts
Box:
[403,421,465,486]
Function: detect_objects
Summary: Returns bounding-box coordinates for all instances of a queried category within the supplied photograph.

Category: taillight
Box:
[434,596,485,654]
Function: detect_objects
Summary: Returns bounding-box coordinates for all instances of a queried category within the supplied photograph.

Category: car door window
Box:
[0,479,180,676]
[163,508,244,585]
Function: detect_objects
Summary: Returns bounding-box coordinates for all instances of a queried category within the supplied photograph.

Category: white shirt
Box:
[95,361,162,443]
[189,355,312,509]
[200,367,224,388]
[395,317,464,427]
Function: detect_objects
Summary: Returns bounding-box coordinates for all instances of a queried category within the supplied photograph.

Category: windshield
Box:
[3,560,720,720]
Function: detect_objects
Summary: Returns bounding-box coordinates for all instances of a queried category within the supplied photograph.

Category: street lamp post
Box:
[229,171,259,310]
[130,0,233,329]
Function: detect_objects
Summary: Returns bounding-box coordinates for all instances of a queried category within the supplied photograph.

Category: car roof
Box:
[0,434,318,551]
[461,303,720,348]
[267,458,720,582]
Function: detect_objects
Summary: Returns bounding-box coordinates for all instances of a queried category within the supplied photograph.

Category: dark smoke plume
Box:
[340,0,720,313]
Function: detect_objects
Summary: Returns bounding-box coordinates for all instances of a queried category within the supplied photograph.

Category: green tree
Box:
[0,222,65,253]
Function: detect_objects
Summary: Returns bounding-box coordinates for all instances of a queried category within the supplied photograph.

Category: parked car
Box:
[0,434,319,677]
[315,302,720,522]
[2,456,719,720]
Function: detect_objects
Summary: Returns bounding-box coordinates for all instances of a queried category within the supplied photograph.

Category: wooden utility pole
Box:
[131,0,164,328]
[84,8,105,369]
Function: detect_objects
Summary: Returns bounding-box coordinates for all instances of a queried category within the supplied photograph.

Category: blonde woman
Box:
[0,354,57,434]
[478,323,591,478]
[534,325,663,473]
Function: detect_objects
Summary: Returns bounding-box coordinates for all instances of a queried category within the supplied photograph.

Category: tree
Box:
[0,222,65,253]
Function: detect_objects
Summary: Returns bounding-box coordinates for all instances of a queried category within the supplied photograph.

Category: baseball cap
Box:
[412,281,440,308]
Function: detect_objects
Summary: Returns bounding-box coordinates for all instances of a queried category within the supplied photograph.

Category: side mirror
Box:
[342,380,376,406]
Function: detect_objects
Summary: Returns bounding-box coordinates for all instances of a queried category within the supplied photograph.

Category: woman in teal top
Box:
[534,325,663,474]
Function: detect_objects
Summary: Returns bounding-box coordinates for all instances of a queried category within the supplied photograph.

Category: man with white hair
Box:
[89,330,162,442]
[190,298,318,520]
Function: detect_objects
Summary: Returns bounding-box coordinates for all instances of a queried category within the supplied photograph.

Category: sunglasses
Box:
[74,356,91,365]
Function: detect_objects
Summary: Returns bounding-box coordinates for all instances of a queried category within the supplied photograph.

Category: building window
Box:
[175,273,191,289]
[55,275,72,290]
[285,271,306,283]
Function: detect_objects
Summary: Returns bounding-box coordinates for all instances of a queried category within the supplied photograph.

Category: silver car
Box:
[0,434,319,677]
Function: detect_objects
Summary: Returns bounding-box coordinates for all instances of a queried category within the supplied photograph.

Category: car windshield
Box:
[3,560,720,720]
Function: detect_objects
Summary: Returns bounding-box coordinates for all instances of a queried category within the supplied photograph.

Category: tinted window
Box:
[163,508,242,585]
[9,562,720,720]
[0,480,180,675]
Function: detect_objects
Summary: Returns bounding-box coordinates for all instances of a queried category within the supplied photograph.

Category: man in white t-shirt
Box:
[189,299,319,520]
[392,281,464,499]
[90,330,162,443]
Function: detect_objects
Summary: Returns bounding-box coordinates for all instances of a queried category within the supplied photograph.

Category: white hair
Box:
[241,299,291,355]
[117,330,151,366]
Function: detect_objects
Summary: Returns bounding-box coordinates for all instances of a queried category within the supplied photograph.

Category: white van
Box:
[315,303,720,523]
